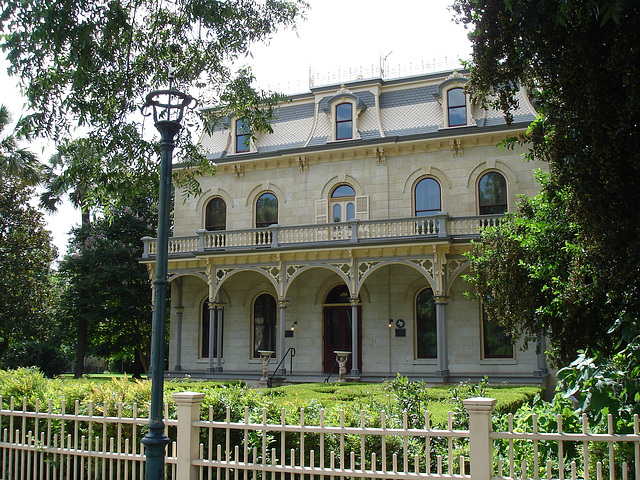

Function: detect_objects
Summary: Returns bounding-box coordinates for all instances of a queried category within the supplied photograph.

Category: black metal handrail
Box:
[324,362,338,383]
[267,347,296,387]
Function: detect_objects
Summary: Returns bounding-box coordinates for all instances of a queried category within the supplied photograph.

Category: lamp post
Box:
[141,69,196,480]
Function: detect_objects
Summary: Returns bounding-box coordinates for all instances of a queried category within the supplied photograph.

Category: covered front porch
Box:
[139,214,548,385]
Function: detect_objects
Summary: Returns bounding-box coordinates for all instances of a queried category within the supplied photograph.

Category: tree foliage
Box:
[467,173,618,364]
[1,0,307,201]
[0,178,57,355]
[57,203,157,377]
[0,105,43,186]
[455,0,640,360]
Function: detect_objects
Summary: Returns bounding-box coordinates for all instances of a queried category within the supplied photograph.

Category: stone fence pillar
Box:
[174,392,205,480]
[464,397,496,480]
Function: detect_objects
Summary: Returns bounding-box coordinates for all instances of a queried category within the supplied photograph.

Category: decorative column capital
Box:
[349,296,360,307]
[208,300,224,310]
[175,306,185,314]
[277,298,289,308]
[434,295,449,305]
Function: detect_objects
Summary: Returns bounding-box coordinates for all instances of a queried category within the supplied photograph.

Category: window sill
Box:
[412,359,437,365]
[438,124,477,130]
[479,358,517,365]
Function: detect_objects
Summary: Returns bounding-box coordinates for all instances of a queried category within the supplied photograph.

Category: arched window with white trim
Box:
[205,197,226,231]
[256,193,278,228]
[416,287,437,358]
[253,293,276,358]
[478,172,507,214]
[414,178,442,216]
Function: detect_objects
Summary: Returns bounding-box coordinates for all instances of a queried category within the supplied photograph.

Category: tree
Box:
[454,0,640,360]
[2,0,307,377]
[0,105,43,186]
[467,172,620,364]
[57,202,157,378]
[0,0,307,194]
[0,178,57,357]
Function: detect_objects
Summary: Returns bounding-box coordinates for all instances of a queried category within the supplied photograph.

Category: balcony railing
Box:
[141,214,503,259]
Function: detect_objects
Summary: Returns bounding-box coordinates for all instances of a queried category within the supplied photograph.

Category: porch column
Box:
[534,333,549,377]
[174,278,183,371]
[435,296,450,377]
[207,301,215,373]
[277,299,288,374]
[350,297,359,376]
[174,307,184,371]
[215,302,224,372]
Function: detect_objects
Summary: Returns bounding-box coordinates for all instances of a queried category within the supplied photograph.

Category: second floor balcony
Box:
[141,213,503,259]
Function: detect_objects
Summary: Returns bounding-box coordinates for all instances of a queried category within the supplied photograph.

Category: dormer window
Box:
[335,103,353,140]
[436,71,475,129]
[235,118,250,153]
[321,86,367,142]
[447,88,467,127]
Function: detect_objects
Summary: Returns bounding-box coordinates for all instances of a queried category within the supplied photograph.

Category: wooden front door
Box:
[323,306,362,373]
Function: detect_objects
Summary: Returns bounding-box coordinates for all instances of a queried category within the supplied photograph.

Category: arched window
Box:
[325,284,351,304]
[447,88,467,127]
[482,304,514,359]
[253,293,276,358]
[235,118,250,153]
[205,197,226,231]
[478,172,507,215]
[331,184,355,222]
[256,193,278,228]
[335,103,353,140]
[416,288,437,358]
[201,301,223,358]
[414,178,441,216]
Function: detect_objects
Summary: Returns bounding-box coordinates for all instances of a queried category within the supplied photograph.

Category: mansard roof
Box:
[199,70,536,162]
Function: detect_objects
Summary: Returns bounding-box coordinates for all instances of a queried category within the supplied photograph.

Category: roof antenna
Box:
[380,51,392,79]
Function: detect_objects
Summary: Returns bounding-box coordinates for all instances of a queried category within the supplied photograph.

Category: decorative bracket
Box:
[297,156,309,173]
[374,147,386,166]
[450,139,463,158]
[234,164,244,180]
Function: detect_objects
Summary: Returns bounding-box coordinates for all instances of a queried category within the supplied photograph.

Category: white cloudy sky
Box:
[1,0,471,257]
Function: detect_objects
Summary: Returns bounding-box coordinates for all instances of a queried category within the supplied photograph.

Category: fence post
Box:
[464,397,496,480]
[174,392,205,480]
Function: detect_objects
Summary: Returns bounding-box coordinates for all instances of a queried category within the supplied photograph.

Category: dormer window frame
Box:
[335,102,353,140]
[233,117,253,154]
[322,87,367,142]
[435,72,476,129]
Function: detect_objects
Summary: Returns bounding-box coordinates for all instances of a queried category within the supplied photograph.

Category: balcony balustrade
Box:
[141,214,503,259]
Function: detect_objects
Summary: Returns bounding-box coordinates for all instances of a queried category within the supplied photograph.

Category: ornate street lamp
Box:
[141,69,197,479]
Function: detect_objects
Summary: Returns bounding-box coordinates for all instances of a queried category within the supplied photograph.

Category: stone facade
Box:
[141,70,549,383]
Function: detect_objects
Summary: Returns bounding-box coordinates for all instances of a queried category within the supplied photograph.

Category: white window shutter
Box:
[355,195,369,220]
[315,199,328,224]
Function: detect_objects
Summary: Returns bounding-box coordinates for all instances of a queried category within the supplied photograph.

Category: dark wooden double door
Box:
[322,306,362,373]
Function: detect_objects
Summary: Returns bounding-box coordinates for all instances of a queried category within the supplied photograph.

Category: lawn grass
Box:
[2,369,541,427]
[258,382,540,425]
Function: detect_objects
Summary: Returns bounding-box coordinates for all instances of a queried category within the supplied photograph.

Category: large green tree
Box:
[454,0,640,362]
[0,178,57,356]
[57,202,157,378]
[0,105,43,186]
[0,0,307,195]
[1,0,307,377]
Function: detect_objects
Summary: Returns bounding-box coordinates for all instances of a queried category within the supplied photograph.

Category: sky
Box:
[0,0,471,258]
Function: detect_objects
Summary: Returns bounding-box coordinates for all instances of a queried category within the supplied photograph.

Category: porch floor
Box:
[164,369,548,387]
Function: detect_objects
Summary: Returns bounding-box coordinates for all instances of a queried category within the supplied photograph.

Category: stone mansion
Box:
[141,69,549,384]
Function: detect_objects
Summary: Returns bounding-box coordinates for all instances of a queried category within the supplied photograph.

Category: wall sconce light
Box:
[388,319,393,328]
[286,322,297,338]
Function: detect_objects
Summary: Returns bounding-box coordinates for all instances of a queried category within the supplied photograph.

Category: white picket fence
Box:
[0,392,638,480]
